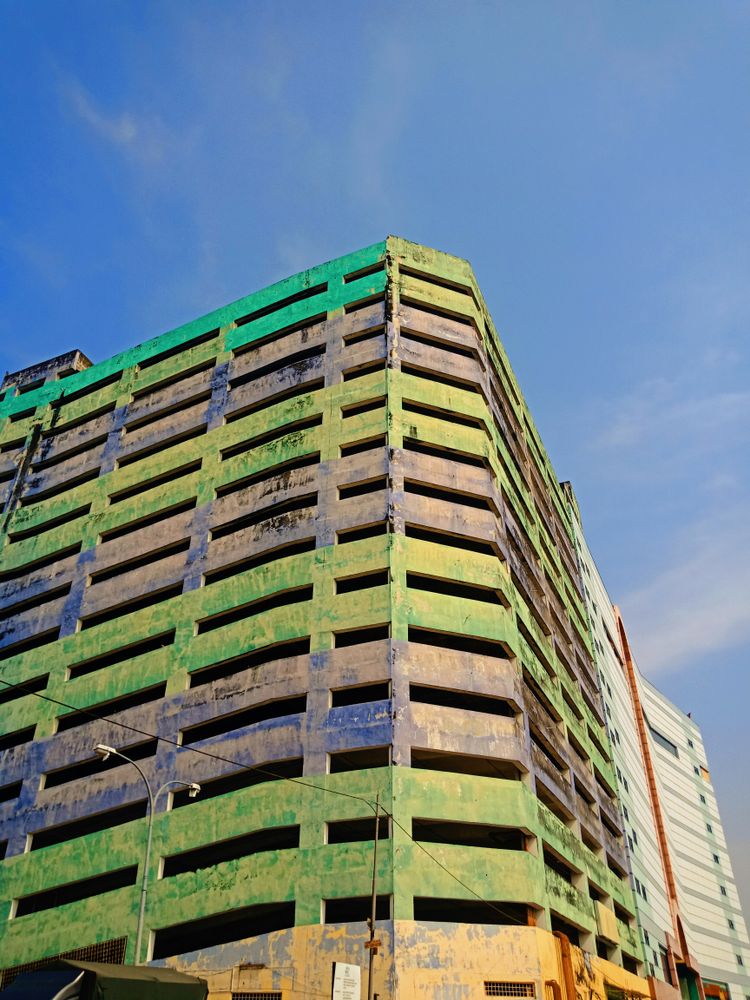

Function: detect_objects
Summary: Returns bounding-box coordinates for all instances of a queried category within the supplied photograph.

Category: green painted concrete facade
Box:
[0,238,642,990]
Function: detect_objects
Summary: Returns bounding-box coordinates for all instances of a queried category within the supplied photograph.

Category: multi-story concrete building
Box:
[571,523,676,984]
[571,500,750,1000]
[0,237,744,1000]
[640,678,750,1000]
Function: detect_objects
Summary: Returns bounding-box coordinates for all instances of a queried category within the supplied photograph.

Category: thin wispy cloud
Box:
[622,503,750,675]
[591,357,750,676]
[345,33,426,219]
[595,379,750,454]
[584,239,750,671]
[66,80,137,145]
[60,75,176,165]
[666,243,750,344]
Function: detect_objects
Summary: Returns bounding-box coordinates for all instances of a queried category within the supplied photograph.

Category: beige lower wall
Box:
[169,921,650,1000]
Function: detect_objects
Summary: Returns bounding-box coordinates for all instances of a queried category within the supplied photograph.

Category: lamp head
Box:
[94,744,116,761]
[187,783,201,799]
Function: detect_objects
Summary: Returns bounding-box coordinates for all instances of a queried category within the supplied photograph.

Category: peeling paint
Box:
[0,238,645,998]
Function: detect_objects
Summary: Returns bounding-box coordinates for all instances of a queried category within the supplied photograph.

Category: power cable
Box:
[380,809,531,926]
[0,673,534,927]
[0,674,375,809]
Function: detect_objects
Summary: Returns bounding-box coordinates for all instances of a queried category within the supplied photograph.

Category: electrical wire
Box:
[380,809,531,926]
[0,672,533,927]
[0,674,375,809]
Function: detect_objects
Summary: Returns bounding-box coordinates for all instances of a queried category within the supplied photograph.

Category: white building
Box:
[569,493,750,1000]
[642,678,750,1000]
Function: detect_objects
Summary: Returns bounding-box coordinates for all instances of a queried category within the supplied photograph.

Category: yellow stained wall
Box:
[173,923,651,1000]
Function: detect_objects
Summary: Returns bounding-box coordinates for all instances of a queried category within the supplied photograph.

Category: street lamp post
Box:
[94,744,200,965]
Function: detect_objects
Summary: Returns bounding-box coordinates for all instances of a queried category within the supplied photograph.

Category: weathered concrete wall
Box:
[172,922,647,1000]
[0,237,643,997]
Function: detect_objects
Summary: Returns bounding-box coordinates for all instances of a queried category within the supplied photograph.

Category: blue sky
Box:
[2,1,749,909]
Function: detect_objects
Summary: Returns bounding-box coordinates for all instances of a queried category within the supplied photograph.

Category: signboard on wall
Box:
[332,962,361,1000]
